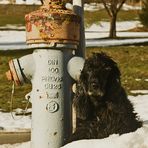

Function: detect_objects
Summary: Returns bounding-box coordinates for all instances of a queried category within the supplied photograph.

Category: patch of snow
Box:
[0,0,41,5]
[145,79,148,82]
[135,78,141,81]
[1,21,148,49]
[62,126,148,148]
[0,0,9,4]
[85,21,141,32]
[130,90,148,95]
[0,142,30,148]
[69,2,141,11]
[86,21,141,32]
[122,3,141,11]
[83,3,141,12]
[86,38,148,47]
[84,3,104,12]
[85,32,148,39]
[0,31,26,43]
[0,25,25,30]
[0,94,148,147]
[1,126,148,148]
[0,1,141,10]
[129,95,148,121]
[0,112,31,131]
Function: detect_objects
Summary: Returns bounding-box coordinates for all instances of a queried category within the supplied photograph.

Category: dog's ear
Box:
[105,63,121,98]
[79,70,88,90]
[110,63,121,80]
[73,83,92,120]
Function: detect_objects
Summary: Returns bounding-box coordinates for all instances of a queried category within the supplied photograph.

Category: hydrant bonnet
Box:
[25,0,80,46]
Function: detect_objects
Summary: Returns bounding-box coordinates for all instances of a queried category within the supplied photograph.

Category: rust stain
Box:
[25,1,80,45]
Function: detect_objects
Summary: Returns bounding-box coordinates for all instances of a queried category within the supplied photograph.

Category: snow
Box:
[0,3,147,147]
[0,111,31,131]
[0,1,141,10]
[83,3,141,12]
[0,31,26,43]
[0,0,9,4]
[129,95,148,121]
[1,21,148,49]
[122,3,141,11]
[84,3,104,12]
[61,94,148,148]
[86,21,141,32]
[0,142,30,148]
[0,0,41,5]
[62,127,148,148]
[0,94,148,148]
[130,90,148,95]
[86,38,148,47]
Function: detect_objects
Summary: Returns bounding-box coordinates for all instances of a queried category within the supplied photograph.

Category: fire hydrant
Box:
[5,0,84,148]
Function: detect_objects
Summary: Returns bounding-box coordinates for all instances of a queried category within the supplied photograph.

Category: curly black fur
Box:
[69,52,142,142]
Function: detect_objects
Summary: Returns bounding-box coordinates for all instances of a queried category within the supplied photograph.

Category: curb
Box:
[0,130,31,144]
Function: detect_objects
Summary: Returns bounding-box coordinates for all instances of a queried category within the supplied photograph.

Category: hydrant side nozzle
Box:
[6,60,24,86]
[5,54,35,86]
[67,56,85,80]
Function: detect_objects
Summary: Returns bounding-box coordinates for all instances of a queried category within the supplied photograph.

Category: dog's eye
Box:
[91,82,98,88]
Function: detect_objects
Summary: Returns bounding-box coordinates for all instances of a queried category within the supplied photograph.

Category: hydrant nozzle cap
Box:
[6,70,13,81]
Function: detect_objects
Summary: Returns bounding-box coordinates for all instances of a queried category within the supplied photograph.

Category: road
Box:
[0,130,30,144]
[0,37,148,51]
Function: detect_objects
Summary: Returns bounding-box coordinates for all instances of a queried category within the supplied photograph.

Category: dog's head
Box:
[79,53,121,104]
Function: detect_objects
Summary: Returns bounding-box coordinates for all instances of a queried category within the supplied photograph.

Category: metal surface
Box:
[6,54,35,85]
[29,49,73,148]
[67,56,85,80]
[6,59,24,85]
[73,0,85,57]
[5,1,82,148]
[25,0,80,45]
[18,54,35,81]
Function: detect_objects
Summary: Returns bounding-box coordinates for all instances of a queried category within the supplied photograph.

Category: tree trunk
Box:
[109,14,117,38]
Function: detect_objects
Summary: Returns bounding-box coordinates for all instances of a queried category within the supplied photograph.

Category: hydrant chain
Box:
[10,82,30,120]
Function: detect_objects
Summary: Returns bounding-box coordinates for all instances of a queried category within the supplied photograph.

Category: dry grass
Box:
[0,47,147,111]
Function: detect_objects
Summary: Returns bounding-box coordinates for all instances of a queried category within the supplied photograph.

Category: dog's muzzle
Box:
[88,82,104,97]
[88,90,104,97]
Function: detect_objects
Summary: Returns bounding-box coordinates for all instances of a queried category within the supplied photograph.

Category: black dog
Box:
[69,52,142,141]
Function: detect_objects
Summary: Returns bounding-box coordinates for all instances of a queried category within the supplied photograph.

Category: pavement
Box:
[0,130,30,144]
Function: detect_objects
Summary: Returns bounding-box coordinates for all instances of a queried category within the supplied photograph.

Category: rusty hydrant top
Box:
[25,0,80,45]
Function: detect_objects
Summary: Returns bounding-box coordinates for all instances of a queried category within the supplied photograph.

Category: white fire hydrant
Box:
[5,0,85,148]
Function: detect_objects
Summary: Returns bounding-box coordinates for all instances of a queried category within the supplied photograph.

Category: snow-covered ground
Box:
[0,0,41,5]
[0,110,31,132]
[86,21,141,32]
[84,3,141,12]
[0,1,142,11]
[0,21,148,49]
[0,3,147,147]
[0,93,148,148]
[0,21,142,43]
